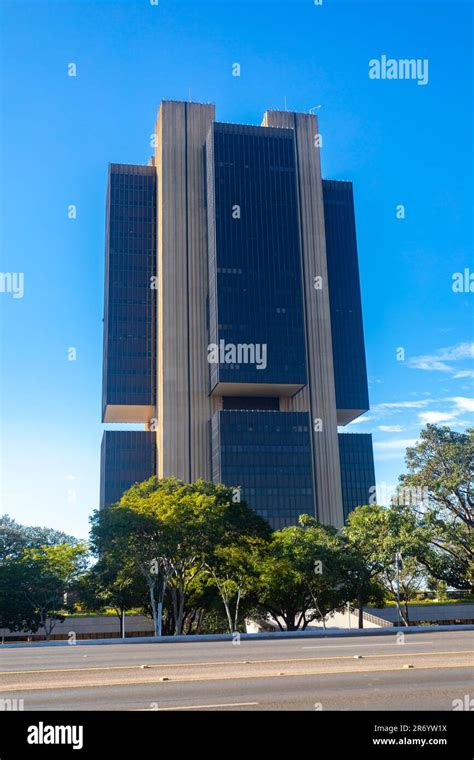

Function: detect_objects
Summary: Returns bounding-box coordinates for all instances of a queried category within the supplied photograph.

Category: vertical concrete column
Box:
[262,110,344,528]
[154,101,215,482]
[186,102,216,481]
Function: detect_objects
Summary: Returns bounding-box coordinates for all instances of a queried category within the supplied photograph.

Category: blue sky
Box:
[0,0,472,539]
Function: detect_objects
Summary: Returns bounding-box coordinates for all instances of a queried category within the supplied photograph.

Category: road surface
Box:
[0,630,472,711]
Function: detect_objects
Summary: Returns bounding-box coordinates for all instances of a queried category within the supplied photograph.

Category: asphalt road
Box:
[1,630,472,711]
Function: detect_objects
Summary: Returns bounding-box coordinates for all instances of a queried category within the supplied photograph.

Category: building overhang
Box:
[337,409,370,426]
[102,405,156,424]
[210,382,305,398]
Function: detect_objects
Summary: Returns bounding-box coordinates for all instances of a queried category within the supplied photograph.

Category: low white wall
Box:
[1,614,155,641]
[246,609,382,633]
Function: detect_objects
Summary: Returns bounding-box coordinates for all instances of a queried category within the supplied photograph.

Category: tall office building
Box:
[100,100,375,528]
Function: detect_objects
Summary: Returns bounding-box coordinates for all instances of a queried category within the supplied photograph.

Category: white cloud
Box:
[373,400,430,412]
[414,360,452,372]
[450,396,474,413]
[378,425,405,432]
[453,370,474,379]
[418,411,457,424]
[349,416,373,424]
[407,342,474,375]
[374,438,418,450]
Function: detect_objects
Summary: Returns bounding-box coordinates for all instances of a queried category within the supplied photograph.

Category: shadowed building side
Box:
[100,431,157,509]
[323,179,370,423]
[101,163,157,424]
[338,433,376,519]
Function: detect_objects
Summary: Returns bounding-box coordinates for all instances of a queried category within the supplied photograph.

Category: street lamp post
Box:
[395,552,403,626]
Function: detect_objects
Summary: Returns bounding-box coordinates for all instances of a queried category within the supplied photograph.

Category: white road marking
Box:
[140,701,259,710]
[302,642,434,649]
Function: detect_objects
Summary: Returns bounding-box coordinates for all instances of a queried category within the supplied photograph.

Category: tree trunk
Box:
[148,581,159,637]
[117,608,124,638]
[195,608,204,634]
[186,608,197,634]
[358,592,364,629]
[156,601,163,636]
[313,602,326,630]
[41,611,52,641]
[394,598,405,627]
[215,577,234,633]
[175,595,186,635]
[170,586,187,636]
[403,598,410,627]
[233,588,241,632]
[223,599,233,634]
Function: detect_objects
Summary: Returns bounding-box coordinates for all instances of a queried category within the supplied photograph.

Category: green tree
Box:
[90,499,169,637]
[76,555,146,637]
[0,560,41,633]
[0,515,28,560]
[345,503,428,626]
[398,424,473,591]
[0,516,85,636]
[205,537,266,633]
[255,516,352,631]
[0,514,82,556]
[344,504,391,627]
[90,477,270,636]
[18,543,88,638]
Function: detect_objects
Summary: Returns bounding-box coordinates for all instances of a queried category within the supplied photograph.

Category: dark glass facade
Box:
[323,180,369,416]
[338,433,375,520]
[207,123,307,389]
[100,431,157,509]
[212,410,314,529]
[102,164,156,418]
[100,104,375,529]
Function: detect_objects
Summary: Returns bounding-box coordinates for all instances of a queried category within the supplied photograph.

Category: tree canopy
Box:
[399,425,473,591]
[2,424,471,638]
[0,516,87,637]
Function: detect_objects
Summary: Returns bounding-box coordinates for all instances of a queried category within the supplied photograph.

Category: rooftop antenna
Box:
[309,104,321,114]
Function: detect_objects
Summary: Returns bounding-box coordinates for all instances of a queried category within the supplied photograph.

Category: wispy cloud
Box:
[374,438,418,450]
[407,342,474,375]
[373,400,430,413]
[450,396,474,413]
[418,411,457,424]
[378,425,405,432]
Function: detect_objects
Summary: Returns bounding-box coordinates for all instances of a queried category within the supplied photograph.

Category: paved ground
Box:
[0,630,472,711]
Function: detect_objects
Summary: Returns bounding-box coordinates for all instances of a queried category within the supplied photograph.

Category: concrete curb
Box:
[2,624,473,649]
